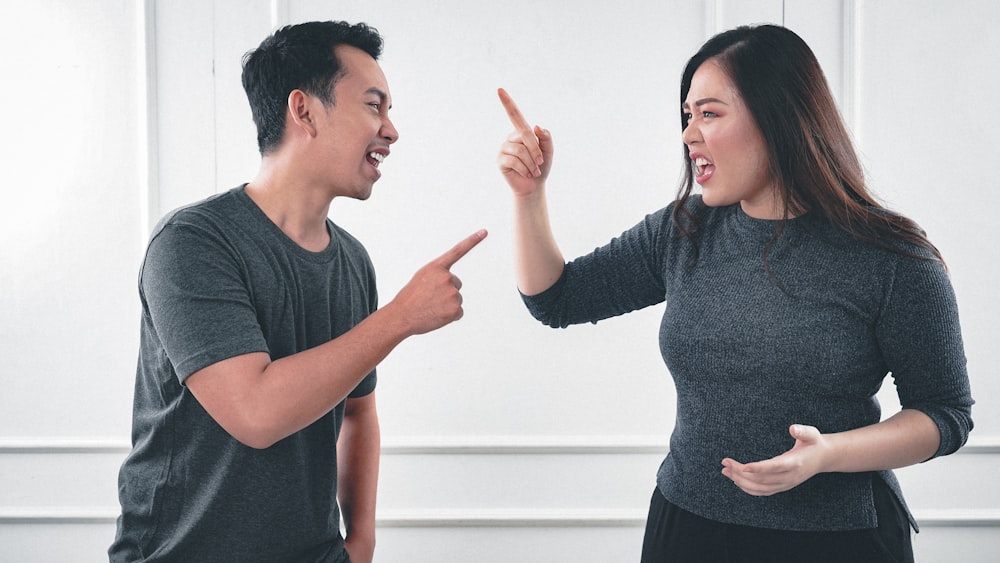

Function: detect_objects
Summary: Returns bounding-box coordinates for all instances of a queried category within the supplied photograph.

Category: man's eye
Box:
[368,102,381,110]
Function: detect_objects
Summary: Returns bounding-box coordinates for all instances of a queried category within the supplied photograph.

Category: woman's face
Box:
[682,59,780,219]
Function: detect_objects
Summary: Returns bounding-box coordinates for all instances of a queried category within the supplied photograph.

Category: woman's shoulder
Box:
[815,205,942,263]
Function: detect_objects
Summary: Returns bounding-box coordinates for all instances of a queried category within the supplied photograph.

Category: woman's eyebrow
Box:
[682,97,728,110]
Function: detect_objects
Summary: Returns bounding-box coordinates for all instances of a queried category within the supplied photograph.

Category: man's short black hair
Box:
[241,21,383,154]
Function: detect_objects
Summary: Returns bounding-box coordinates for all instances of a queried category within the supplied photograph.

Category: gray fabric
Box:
[110,185,377,562]
[523,196,973,532]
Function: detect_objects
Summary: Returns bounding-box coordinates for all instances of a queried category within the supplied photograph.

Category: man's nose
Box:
[382,117,399,144]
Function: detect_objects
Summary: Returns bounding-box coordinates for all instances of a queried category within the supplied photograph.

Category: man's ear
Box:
[286,89,318,137]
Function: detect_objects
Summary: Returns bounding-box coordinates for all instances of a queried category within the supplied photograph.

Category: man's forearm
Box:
[339,393,380,563]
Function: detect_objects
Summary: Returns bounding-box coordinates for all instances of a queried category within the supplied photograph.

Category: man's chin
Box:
[334,183,375,201]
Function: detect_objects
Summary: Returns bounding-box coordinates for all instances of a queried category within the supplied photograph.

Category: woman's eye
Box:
[702,111,717,118]
[683,112,693,122]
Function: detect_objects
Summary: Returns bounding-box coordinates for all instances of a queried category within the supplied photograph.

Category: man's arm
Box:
[186,230,486,449]
[338,392,380,563]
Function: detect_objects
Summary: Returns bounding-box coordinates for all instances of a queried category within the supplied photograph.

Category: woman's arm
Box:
[496,88,564,295]
[721,409,939,497]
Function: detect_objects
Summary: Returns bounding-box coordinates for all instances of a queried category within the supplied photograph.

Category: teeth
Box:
[368,151,384,164]
[693,157,711,176]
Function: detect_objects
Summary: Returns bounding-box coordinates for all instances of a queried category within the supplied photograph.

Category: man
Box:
[110,21,486,562]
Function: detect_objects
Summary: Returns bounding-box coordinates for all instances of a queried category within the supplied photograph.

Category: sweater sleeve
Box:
[876,255,974,458]
[522,206,672,328]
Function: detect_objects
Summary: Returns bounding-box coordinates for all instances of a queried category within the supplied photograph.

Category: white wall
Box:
[1,1,998,561]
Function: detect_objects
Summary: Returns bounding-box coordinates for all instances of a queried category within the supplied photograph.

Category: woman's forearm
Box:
[512,188,565,296]
[823,409,940,473]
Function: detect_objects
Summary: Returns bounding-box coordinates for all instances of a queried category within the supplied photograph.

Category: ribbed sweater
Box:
[523,197,973,531]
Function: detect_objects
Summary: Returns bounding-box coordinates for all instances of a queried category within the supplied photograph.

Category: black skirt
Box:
[640,477,913,563]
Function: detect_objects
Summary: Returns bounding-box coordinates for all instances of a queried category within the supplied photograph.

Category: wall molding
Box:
[4,435,997,527]
[382,435,670,455]
[841,0,858,131]
[0,507,119,525]
[268,0,289,29]
[2,507,999,528]
[139,0,159,236]
[0,438,130,455]
[363,509,645,529]
[2,435,999,456]
[916,510,1000,528]
[380,508,1000,529]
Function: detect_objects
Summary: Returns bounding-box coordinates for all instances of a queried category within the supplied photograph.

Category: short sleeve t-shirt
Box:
[110,186,377,562]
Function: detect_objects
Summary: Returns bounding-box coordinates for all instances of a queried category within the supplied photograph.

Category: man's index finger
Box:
[437,229,489,269]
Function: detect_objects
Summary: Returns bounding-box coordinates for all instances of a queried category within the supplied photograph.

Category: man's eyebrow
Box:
[681,97,728,110]
[366,87,391,109]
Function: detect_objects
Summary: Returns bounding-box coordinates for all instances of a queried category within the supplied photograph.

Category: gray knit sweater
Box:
[523,196,973,531]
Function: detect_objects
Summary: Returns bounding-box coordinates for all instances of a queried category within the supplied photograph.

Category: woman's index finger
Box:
[497,88,532,131]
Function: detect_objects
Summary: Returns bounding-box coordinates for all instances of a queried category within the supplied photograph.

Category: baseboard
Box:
[2,434,997,455]
[3,507,999,528]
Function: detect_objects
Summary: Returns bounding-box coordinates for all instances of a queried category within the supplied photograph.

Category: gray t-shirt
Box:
[524,196,973,532]
[110,186,377,562]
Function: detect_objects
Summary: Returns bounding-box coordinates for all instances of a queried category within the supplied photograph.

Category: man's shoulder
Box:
[152,187,243,234]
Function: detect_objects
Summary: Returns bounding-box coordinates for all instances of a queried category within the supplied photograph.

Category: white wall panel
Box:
[712,0,783,30]
[0,523,119,563]
[151,0,218,215]
[2,522,998,563]
[212,0,273,191]
[855,0,1000,437]
[152,0,274,211]
[1,441,997,561]
[2,0,997,561]
[784,0,850,113]
[281,0,704,443]
[0,1,141,438]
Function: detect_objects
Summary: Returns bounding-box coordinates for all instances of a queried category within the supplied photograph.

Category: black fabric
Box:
[640,477,913,563]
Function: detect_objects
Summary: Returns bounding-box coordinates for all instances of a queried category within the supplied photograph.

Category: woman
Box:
[497,25,973,562]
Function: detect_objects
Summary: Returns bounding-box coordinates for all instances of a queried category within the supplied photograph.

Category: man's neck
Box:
[246,158,333,252]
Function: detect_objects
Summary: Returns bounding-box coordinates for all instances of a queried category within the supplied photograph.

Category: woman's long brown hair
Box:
[672,25,943,273]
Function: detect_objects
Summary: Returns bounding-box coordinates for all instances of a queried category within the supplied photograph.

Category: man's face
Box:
[315,45,399,200]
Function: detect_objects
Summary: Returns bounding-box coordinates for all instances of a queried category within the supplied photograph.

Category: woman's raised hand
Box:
[497,88,554,197]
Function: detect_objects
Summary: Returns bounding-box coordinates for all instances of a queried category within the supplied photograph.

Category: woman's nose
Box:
[682,122,701,146]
